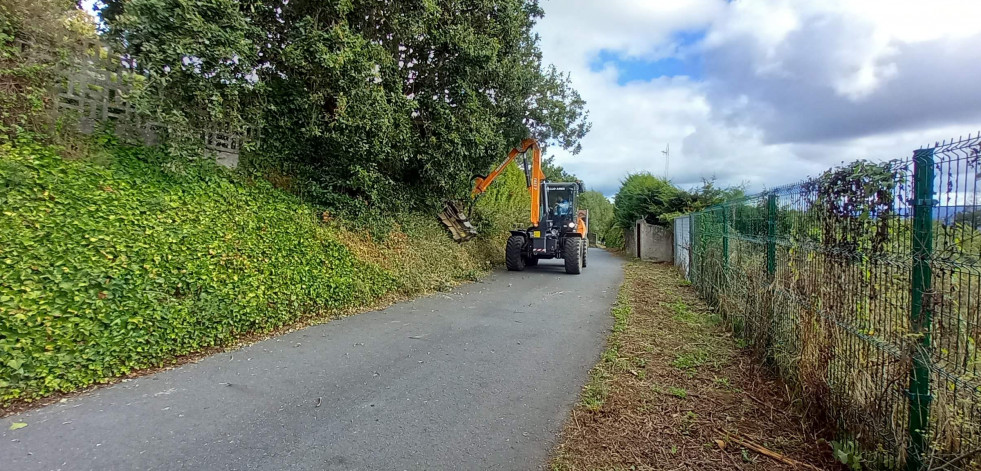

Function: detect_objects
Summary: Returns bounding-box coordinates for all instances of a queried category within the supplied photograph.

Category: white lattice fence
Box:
[52,39,244,166]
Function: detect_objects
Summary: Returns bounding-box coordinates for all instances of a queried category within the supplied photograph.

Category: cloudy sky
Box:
[535,0,981,196]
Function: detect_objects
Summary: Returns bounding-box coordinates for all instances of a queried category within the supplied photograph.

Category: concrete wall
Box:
[624,224,636,257]
[626,219,674,262]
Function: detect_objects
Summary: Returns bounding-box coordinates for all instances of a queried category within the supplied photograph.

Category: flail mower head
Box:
[438,201,478,242]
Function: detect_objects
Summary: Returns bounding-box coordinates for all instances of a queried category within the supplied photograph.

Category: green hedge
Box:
[0,138,401,403]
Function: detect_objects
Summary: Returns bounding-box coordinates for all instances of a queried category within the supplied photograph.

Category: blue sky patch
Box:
[589,30,705,84]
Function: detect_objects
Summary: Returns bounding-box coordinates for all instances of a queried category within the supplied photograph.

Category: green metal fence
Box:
[677,134,981,470]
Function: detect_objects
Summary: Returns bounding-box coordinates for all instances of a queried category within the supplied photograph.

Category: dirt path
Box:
[551,260,838,470]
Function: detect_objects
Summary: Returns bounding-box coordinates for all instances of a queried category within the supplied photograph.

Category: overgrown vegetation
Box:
[0,0,573,406]
[0,134,500,404]
[686,150,981,469]
[0,0,94,138]
[96,0,591,213]
[605,172,743,249]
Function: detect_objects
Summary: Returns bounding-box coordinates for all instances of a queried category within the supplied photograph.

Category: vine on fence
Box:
[804,160,905,255]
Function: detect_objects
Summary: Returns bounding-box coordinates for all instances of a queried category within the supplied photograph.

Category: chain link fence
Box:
[674,134,981,470]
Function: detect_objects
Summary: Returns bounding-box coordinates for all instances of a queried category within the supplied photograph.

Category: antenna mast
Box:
[661,144,670,179]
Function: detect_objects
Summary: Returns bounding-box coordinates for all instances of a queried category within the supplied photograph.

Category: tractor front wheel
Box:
[505,235,526,271]
[564,238,582,274]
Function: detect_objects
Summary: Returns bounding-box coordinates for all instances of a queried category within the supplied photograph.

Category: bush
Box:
[613,173,687,229]
[0,136,497,403]
[611,173,744,231]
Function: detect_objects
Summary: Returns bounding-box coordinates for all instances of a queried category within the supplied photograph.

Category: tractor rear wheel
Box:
[564,238,582,274]
[505,235,526,271]
[582,243,588,267]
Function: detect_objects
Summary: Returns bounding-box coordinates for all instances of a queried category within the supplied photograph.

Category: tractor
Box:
[439,138,588,274]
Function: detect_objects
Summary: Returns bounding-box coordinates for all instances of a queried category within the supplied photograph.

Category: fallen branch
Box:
[724,433,823,471]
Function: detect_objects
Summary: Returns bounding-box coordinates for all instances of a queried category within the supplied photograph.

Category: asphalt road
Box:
[1,249,623,471]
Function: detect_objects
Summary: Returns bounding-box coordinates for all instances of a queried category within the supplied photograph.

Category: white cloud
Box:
[538,0,723,66]
[537,0,981,196]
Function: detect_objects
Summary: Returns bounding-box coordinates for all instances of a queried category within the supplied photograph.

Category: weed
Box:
[832,439,863,470]
[712,376,737,392]
[669,300,701,325]
[668,387,687,399]
[581,368,610,411]
[680,411,698,434]
[672,348,710,370]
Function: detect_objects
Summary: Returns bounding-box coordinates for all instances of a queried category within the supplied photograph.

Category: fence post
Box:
[907,147,935,471]
[722,205,729,277]
[766,194,777,282]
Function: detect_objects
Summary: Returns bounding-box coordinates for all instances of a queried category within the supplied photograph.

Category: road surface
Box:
[1,249,623,470]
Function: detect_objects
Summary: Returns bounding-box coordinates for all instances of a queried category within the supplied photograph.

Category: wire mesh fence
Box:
[674,133,981,470]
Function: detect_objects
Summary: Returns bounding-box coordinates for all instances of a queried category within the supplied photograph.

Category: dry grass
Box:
[551,260,838,470]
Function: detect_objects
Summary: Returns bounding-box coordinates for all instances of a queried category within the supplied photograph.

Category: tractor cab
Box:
[542,182,583,232]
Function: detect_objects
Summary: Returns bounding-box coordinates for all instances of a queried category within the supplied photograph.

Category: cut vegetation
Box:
[551,260,836,470]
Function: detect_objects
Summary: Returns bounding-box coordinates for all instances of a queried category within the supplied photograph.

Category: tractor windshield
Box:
[544,184,577,227]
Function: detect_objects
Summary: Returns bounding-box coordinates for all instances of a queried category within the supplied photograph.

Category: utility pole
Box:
[662,144,670,180]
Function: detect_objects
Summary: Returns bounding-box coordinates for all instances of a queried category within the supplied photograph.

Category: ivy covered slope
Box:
[0,138,496,404]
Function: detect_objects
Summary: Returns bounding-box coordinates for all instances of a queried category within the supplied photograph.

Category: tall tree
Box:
[99,0,590,211]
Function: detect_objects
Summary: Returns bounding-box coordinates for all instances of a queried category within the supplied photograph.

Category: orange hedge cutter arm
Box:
[470,138,545,226]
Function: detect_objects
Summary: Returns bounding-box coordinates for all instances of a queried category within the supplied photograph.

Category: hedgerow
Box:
[0,135,498,404]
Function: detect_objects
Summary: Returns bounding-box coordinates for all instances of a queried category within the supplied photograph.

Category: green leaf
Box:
[9,422,27,431]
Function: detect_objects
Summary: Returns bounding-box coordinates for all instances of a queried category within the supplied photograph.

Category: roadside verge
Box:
[551,260,836,470]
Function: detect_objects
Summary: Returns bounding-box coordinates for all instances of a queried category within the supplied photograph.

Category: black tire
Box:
[505,235,526,271]
[582,243,588,267]
[524,256,539,266]
[564,238,582,274]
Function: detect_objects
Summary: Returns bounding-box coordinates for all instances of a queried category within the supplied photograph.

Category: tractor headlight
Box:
[568,222,576,228]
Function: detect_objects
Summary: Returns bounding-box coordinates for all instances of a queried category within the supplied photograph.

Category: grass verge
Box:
[551,260,837,470]
[580,281,631,411]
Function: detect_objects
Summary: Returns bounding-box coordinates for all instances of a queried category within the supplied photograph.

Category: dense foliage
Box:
[612,173,687,228]
[0,136,496,403]
[578,190,612,241]
[607,172,743,248]
[472,162,532,232]
[98,0,590,212]
[0,0,93,138]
